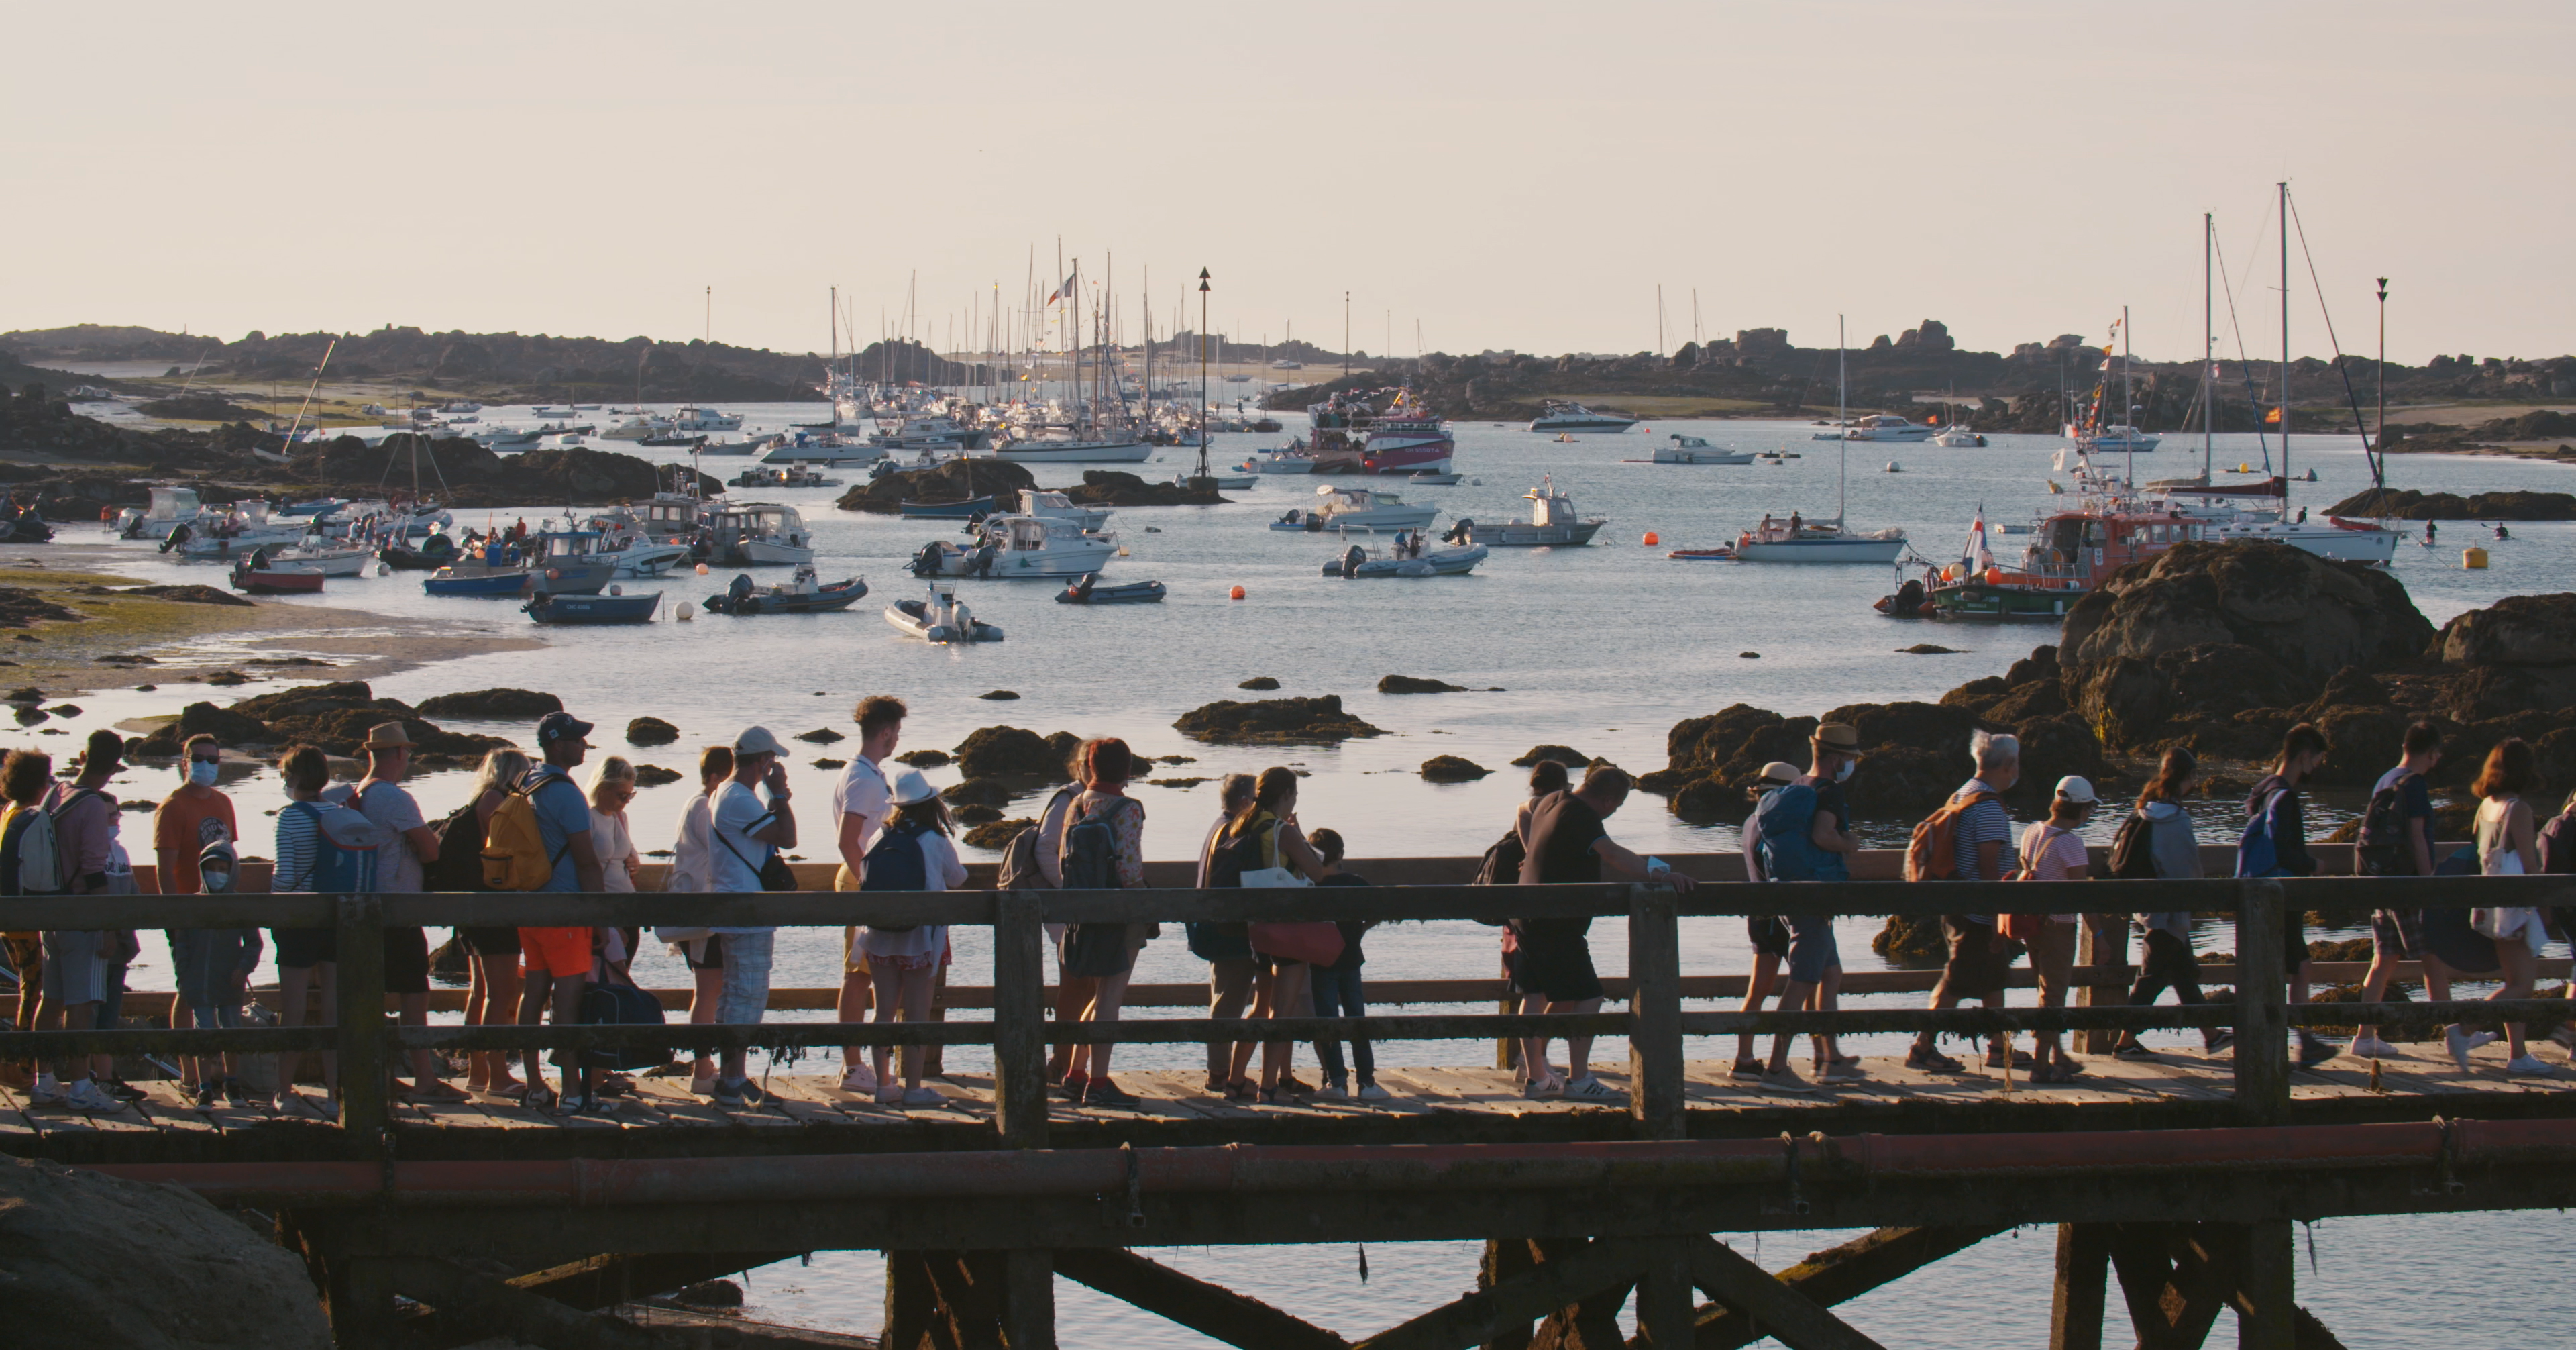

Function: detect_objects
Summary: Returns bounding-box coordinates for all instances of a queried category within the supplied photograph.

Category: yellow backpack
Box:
[480,779,562,891]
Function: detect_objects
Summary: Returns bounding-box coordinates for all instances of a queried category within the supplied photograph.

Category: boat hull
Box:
[885,602,1004,643]
[1466,519,1606,547]
[2206,519,2400,564]
[525,592,660,625]
[730,540,816,567]
[1733,536,1909,564]
[1650,450,1755,464]
[1268,509,1438,533]
[900,497,997,519]
[1927,582,2084,621]
[423,571,531,598]
[705,580,868,615]
[1056,580,1167,605]
[1529,419,1635,434]
[996,441,1155,464]
[229,569,323,594]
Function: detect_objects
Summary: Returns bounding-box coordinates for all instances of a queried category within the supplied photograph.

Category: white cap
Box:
[891,768,938,807]
[733,725,789,758]
[2053,775,2098,804]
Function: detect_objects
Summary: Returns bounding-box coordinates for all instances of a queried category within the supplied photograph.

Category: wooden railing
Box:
[6,868,2575,1149]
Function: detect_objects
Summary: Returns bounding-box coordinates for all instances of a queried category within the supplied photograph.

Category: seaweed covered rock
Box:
[1237,676,1281,690]
[1379,674,1469,694]
[835,458,1036,515]
[1873,914,1947,965]
[415,688,563,719]
[626,715,679,746]
[111,584,250,607]
[1173,695,1387,745]
[942,778,1013,808]
[1511,745,1593,768]
[1644,688,2101,821]
[2323,487,2576,521]
[129,700,274,756]
[894,749,951,767]
[963,818,1033,850]
[953,725,1073,779]
[1061,469,1226,507]
[218,681,507,762]
[633,764,683,786]
[0,587,85,627]
[1419,756,1491,782]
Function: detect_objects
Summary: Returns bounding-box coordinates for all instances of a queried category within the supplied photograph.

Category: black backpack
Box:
[857,818,934,931]
[574,967,669,1072]
[2541,809,2576,876]
[2355,772,2420,876]
[423,800,489,892]
[2108,811,2159,880]
[1059,797,1134,891]
[1468,828,1524,924]
[1203,817,1275,890]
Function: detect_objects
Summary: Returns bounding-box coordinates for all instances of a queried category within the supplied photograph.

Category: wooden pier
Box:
[6,849,2574,1349]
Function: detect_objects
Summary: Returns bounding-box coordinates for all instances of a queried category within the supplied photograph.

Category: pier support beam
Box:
[1688,1225,2006,1350]
[2075,917,2130,1055]
[1357,1238,1649,1350]
[1525,1239,1631,1350]
[2233,880,2291,1125]
[2232,1221,2295,1350]
[1627,892,1686,1141]
[1054,1247,1346,1350]
[1684,1236,1882,1350]
[2048,1223,2112,1350]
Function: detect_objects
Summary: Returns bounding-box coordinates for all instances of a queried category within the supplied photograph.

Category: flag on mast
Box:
[1045,271,1077,305]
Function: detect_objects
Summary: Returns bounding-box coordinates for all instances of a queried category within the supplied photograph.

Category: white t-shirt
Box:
[708,780,777,933]
[323,778,428,894]
[861,829,967,964]
[666,792,714,893]
[592,808,638,892]
[834,756,893,873]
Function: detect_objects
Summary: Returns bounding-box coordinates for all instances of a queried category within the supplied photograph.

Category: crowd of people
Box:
[2,703,2570,1116]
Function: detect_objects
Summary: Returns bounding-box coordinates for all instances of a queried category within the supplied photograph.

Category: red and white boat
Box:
[1357,391,1454,475]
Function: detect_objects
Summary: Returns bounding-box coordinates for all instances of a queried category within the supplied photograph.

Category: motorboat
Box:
[706,503,815,566]
[277,497,343,518]
[1731,515,1908,564]
[995,436,1155,464]
[1236,446,1319,474]
[1822,414,1939,442]
[479,427,545,451]
[229,558,323,594]
[2068,423,2159,454]
[641,431,705,448]
[119,486,211,541]
[519,531,619,596]
[704,566,869,615]
[602,417,669,442]
[672,405,744,432]
[633,491,711,546]
[163,501,311,560]
[423,565,531,598]
[1267,484,1438,533]
[531,405,577,420]
[1452,479,1606,547]
[886,583,1004,643]
[1527,401,1638,435]
[900,496,997,519]
[1056,576,1166,605]
[730,464,841,489]
[1666,546,1738,562]
[2200,513,2400,564]
[692,437,768,456]
[1932,425,1988,448]
[593,538,690,578]
[1020,489,1112,533]
[247,542,372,576]
[525,590,661,625]
[1321,539,1489,578]
[1173,470,1258,490]
[1358,395,1454,474]
[908,514,1115,579]
[868,413,991,453]
[759,431,886,466]
[379,534,463,570]
[1644,435,1754,465]
[1407,471,1464,486]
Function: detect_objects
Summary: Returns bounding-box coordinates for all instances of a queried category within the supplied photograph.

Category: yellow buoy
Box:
[1642,531,1660,546]
[2464,546,2489,570]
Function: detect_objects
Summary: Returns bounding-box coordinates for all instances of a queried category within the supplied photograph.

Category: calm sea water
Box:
[39,406,2576,1347]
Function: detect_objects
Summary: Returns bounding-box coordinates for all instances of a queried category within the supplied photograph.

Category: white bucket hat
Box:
[891,768,939,807]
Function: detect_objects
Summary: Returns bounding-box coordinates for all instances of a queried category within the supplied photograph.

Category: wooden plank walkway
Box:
[4,1040,2568,1146]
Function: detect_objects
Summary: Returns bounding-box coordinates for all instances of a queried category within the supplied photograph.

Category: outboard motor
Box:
[910,541,945,578]
[971,542,998,578]
[727,573,756,611]
[1280,509,1300,526]
[1894,578,1926,615]
[1340,544,1365,579]
[1444,519,1472,545]
[1069,572,1097,603]
[159,521,191,554]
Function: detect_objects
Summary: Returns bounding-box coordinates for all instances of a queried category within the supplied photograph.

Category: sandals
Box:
[521,1084,559,1112]
[1222,1078,1258,1102]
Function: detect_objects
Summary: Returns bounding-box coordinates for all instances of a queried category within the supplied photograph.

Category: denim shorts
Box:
[1786,916,1840,984]
[714,929,775,1025]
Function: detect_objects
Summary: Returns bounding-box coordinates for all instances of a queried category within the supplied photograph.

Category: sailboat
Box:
[1735,318,1908,564]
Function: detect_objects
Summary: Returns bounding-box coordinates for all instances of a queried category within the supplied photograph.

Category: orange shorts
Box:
[519,926,593,978]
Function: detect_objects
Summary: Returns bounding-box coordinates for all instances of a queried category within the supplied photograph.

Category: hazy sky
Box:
[9,1,2569,365]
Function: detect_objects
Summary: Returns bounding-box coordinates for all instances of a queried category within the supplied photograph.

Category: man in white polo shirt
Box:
[834,696,904,1093]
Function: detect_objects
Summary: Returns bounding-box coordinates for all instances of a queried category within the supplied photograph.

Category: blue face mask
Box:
[189,760,219,787]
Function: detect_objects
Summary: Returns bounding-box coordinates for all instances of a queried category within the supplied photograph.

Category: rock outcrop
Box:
[129,680,512,764]
[0,1155,333,1349]
[1420,756,1491,782]
[953,725,1077,778]
[415,688,564,719]
[2322,487,2576,521]
[1511,745,1593,768]
[835,459,1036,515]
[1379,675,1468,694]
[625,715,678,746]
[1173,696,1387,745]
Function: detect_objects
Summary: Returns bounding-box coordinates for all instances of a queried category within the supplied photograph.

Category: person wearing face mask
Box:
[1749,725,1862,1093]
[154,734,249,1106]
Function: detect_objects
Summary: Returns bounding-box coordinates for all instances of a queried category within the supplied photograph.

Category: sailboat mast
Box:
[1837,315,1848,525]
[2202,214,2214,482]
[2279,180,2292,503]
[2123,304,2135,485]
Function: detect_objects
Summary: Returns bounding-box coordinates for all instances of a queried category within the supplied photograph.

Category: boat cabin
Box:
[144,486,203,521]
[1523,481,1580,527]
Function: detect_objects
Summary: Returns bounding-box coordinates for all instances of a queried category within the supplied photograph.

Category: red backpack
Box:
[1905,790,1998,882]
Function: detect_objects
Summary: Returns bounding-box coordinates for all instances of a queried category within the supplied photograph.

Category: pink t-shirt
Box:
[2018,821,2089,922]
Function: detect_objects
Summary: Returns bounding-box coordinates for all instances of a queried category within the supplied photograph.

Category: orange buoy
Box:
[694,562,710,576]
[1229,584,1246,600]
[1642,531,1660,547]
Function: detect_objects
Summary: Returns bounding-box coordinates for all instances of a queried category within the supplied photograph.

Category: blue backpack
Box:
[281,799,386,894]
[1754,782,1847,882]
[2235,788,2289,878]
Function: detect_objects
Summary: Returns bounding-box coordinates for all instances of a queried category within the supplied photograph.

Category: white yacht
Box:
[1823,413,1939,442]
[1459,479,1606,546]
[1731,515,1908,564]
[1268,484,1438,533]
[1648,434,1754,465]
[602,416,670,442]
[672,405,745,432]
[758,430,887,466]
[1527,401,1638,435]
[1932,425,1988,448]
[869,413,990,452]
[708,503,814,566]
[2068,423,2160,454]
[117,486,212,539]
[908,514,1115,579]
[1019,489,1113,533]
[996,436,1155,464]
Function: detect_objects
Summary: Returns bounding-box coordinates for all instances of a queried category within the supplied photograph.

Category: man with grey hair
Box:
[1905,731,2021,1074]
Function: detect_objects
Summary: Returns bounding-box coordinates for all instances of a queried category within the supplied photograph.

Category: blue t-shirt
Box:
[524,764,592,892]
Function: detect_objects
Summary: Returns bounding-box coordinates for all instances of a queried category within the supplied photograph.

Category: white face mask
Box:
[189,760,219,787]
[200,866,234,894]
[1834,759,1856,783]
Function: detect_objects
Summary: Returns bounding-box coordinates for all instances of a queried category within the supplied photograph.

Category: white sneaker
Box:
[2465,1030,2502,1051]
[2506,1055,2557,1076]
[839,1063,877,1094]
[2444,1025,2475,1072]
[63,1079,120,1112]
[28,1075,63,1106]
[1310,1080,1347,1102]
[1356,1082,1392,1102]
[2348,1037,2402,1059]
[1561,1076,1624,1102]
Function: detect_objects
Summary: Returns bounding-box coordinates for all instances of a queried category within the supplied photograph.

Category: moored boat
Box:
[1320,539,1489,578]
[704,567,868,615]
[1454,478,1606,547]
[909,514,1114,579]
[900,496,998,519]
[1056,576,1166,605]
[1267,484,1437,533]
[1527,401,1638,435]
[1642,434,1754,465]
[229,560,323,594]
[885,584,1004,642]
[525,591,661,625]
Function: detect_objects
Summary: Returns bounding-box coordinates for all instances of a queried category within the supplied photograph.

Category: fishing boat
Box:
[1056,576,1167,605]
[1642,435,1754,465]
[1320,539,1489,578]
[228,558,323,594]
[520,531,619,596]
[1453,479,1607,547]
[1357,392,1454,474]
[1020,489,1112,533]
[1739,321,1908,564]
[1267,484,1437,533]
[378,535,462,570]
[704,566,868,615]
[422,566,530,598]
[706,503,814,566]
[886,584,1004,643]
[1527,401,1638,435]
[900,496,998,520]
[1173,470,1258,490]
[908,514,1114,579]
[1931,425,1988,448]
[524,591,661,625]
